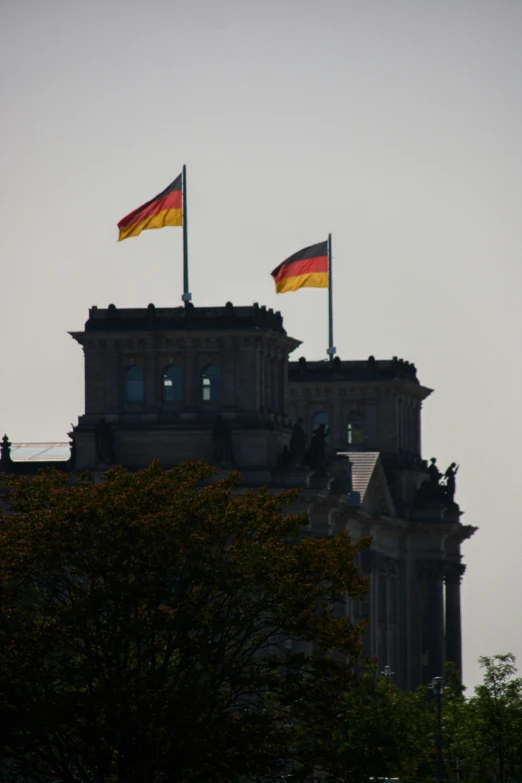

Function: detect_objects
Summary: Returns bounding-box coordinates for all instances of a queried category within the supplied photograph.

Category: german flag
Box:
[118,174,182,241]
[271,241,328,294]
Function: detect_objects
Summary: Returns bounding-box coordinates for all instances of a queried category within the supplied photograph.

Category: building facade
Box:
[1,300,476,690]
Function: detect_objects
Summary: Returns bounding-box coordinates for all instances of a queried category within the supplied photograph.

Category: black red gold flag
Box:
[271,241,328,293]
[118,174,182,241]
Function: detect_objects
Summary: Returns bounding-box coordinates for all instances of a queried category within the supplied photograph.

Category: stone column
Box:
[417,402,424,456]
[406,401,413,453]
[358,550,376,660]
[445,563,466,675]
[103,339,119,413]
[252,346,260,411]
[221,343,236,408]
[377,569,388,668]
[402,552,419,690]
[144,342,157,411]
[329,397,342,451]
[404,399,414,453]
[84,341,106,415]
[281,355,289,416]
[270,349,278,412]
[397,398,404,452]
[364,399,378,449]
[259,350,266,410]
[184,341,197,407]
[420,560,445,684]
[278,356,286,415]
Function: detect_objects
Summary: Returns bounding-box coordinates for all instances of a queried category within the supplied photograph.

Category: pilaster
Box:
[445,562,466,675]
[417,559,446,683]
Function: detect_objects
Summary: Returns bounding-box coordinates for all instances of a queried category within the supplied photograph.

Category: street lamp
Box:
[431,676,444,783]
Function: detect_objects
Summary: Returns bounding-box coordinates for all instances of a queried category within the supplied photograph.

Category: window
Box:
[201,364,221,402]
[162,365,183,402]
[311,411,330,443]
[346,411,365,445]
[124,366,144,403]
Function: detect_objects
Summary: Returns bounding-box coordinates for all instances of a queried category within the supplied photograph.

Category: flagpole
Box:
[327,232,336,361]
[182,164,191,303]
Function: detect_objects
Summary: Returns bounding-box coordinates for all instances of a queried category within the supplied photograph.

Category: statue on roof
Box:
[0,434,13,469]
[443,463,459,504]
[428,457,442,488]
[415,457,459,508]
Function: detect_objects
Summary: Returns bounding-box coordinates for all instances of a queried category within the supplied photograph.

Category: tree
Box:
[0,461,369,783]
[303,664,434,783]
[442,654,522,782]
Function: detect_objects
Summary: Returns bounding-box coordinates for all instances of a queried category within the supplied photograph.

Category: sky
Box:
[1,0,521,691]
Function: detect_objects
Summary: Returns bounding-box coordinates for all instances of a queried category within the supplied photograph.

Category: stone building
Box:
[1,300,476,690]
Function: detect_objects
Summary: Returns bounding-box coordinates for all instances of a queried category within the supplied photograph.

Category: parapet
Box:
[289,355,420,384]
[83,302,287,334]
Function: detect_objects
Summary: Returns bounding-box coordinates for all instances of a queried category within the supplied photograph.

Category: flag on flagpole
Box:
[271,241,328,293]
[117,174,183,241]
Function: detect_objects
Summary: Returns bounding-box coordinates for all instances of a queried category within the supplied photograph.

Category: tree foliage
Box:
[0,461,369,783]
[442,654,522,783]
[309,664,434,783]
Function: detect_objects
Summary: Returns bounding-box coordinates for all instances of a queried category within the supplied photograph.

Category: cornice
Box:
[70,330,300,356]
[288,381,432,401]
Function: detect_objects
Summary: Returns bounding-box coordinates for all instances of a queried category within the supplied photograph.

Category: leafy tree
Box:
[304,664,434,783]
[0,461,369,783]
[442,654,522,782]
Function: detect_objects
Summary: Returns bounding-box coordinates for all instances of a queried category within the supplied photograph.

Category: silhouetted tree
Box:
[0,461,369,783]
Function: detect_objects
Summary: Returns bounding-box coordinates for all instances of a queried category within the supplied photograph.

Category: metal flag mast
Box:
[182,164,192,303]
[327,232,336,361]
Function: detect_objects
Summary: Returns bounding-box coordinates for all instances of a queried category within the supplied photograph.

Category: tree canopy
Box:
[442,654,522,783]
[0,461,370,783]
[4,460,518,783]
[305,663,434,782]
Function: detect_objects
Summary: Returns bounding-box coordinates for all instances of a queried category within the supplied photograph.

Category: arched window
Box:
[201,364,221,402]
[346,411,365,445]
[162,365,183,402]
[311,411,331,443]
[124,365,144,403]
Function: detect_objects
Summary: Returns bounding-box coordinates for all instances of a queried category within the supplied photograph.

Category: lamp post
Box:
[431,676,444,783]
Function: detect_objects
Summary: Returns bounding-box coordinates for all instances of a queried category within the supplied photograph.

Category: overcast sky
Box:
[1,0,521,690]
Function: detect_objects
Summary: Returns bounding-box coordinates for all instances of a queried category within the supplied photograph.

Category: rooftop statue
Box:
[428,457,442,488]
[443,462,459,505]
[0,434,13,469]
[416,457,459,508]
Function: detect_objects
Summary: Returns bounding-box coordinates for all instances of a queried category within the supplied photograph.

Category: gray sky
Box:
[1,0,521,690]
